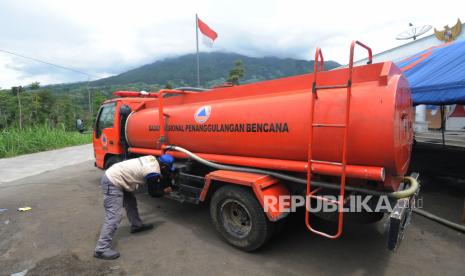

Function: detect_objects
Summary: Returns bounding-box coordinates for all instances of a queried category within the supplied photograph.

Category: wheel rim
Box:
[220,199,252,238]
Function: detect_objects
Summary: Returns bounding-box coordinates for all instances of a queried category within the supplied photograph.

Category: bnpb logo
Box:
[101,134,108,146]
[194,105,211,124]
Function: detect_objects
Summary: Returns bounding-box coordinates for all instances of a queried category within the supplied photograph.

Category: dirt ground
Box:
[0,143,464,275]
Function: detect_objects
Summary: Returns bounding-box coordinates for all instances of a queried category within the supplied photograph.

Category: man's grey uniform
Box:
[95,156,160,253]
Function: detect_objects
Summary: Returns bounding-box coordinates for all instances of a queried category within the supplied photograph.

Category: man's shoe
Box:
[94,249,120,260]
[130,223,154,234]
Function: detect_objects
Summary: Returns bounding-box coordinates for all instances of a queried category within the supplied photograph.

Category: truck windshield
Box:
[95,102,116,138]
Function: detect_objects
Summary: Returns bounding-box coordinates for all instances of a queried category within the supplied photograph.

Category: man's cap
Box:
[159,154,175,171]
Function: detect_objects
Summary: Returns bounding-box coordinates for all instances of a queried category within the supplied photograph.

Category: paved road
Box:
[0,160,464,275]
[0,144,93,184]
[415,130,465,148]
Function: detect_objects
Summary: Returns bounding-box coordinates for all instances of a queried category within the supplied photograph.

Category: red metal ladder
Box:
[305,41,373,238]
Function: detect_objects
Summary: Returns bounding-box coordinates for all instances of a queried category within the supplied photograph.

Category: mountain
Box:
[20,52,341,130]
[92,52,341,87]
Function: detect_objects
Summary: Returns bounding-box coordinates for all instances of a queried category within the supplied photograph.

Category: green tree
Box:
[37,90,56,126]
[165,82,173,89]
[0,91,16,128]
[29,82,41,90]
[92,91,107,114]
[227,60,245,85]
[20,92,36,126]
[55,95,74,130]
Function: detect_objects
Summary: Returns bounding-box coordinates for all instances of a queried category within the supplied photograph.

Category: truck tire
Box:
[104,156,122,170]
[210,185,274,251]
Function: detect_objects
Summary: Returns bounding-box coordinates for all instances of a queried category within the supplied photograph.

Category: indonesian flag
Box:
[197,17,218,47]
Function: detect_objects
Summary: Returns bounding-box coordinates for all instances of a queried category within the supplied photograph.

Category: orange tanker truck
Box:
[91,41,419,251]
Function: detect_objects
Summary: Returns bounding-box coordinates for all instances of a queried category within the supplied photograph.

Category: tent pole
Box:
[462,199,465,224]
[440,105,445,146]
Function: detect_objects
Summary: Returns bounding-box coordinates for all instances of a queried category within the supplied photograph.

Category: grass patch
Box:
[0,125,92,158]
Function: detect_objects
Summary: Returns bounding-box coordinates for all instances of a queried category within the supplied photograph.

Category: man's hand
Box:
[163,187,173,194]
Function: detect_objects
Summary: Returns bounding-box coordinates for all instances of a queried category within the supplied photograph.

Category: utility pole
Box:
[14,86,23,130]
[195,14,200,87]
[87,78,92,120]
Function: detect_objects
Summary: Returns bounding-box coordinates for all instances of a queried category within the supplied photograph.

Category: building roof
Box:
[396,40,465,105]
[354,22,465,66]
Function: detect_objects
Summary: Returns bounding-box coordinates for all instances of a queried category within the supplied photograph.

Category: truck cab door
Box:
[93,102,117,168]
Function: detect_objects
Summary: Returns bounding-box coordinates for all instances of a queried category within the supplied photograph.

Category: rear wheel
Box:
[210,185,274,251]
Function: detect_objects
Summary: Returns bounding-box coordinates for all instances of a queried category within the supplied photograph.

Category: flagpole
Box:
[195,14,200,87]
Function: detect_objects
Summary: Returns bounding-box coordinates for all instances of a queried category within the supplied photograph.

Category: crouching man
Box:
[94,154,175,260]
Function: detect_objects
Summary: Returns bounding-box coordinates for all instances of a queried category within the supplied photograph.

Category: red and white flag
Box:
[197,17,218,47]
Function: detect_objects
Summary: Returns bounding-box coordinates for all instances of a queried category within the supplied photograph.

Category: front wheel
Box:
[210,185,274,251]
[104,155,122,170]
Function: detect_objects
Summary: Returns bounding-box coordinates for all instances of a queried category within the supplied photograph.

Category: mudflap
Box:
[202,170,291,222]
[387,172,420,251]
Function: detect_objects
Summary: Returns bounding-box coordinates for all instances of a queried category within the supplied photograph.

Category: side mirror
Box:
[76,119,85,133]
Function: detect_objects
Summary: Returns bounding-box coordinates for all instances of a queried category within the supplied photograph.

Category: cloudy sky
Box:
[0,0,464,88]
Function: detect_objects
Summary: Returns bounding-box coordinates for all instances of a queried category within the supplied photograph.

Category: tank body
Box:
[125,62,413,189]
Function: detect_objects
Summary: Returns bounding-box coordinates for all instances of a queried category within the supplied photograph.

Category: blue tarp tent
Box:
[395,40,465,105]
